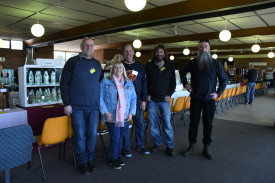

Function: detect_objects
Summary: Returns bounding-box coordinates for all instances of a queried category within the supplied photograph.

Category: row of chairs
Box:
[171,96,191,130]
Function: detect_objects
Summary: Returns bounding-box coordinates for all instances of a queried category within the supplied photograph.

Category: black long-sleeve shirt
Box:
[180,58,227,100]
[145,60,176,101]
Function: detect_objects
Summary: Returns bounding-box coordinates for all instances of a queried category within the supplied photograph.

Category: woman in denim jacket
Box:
[100,62,136,169]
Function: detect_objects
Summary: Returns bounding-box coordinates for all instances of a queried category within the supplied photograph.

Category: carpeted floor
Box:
[1,114,274,183]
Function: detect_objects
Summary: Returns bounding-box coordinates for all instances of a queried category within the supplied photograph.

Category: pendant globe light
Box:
[31,12,45,37]
[212,53,218,59]
[133,35,142,49]
[170,55,175,60]
[135,51,141,57]
[125,0,147,12]
[183,46,190,55]
[228,57,233,62]
[251,44,260,53]
[219,20,231,42]
[268,49,274,58]
[251,38,260,53]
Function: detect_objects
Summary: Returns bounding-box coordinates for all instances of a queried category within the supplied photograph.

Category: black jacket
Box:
[180,58,227,100]
[145,60,176,101]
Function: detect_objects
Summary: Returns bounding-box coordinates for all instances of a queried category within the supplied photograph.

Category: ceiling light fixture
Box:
[219,19,231,42]
[251,38,260,53]
[268,49,274,58]
[170,55,175,60]
[228,57,233,62]
[183,46,190,55]
[133,34,142,49]
[124,0,147,12]
[135,50,141,57]
[31,12,45,37]
[212,53,218,59]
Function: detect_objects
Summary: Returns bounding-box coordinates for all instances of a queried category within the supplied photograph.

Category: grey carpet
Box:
[1,115,275,183]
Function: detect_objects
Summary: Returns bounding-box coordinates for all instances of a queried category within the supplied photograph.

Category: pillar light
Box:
[133,39,142,49]
[228,57,233,62]
[124,0,147,12]
[251,44,260,53]
[219,20,231,42]
[212,54,218,59]
[135,51,141,57]
[268,51,274,58]
[170,55,175,60]
[31,12,45,37]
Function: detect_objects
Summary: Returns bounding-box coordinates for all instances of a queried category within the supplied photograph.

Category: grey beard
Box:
[197,51,213,71]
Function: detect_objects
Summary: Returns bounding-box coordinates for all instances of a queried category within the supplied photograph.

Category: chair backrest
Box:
[261,82,266,88]
[41,116,69,146]
[68,116,73,138]
[242,85,247,93]
[231,87,237,97]
[235,86,242,96]
[183,96,191,110]
[0,125,34,170]
[173,96,186,113]
[169,98,174,111]
[221,88,228,99]
[143,111,149,121]
[227,88,233,98]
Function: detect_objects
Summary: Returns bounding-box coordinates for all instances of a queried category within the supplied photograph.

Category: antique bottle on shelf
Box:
[51,71,56,84]
[57,88,62,101]
[28,70,34,85]
[35,71,41,85]
[36,89,41,103]
[43,71,49,85]
[52,88,57,101]
[27,90,33,104]
[39,88,43,102]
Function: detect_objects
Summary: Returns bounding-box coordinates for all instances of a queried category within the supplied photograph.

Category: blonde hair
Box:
[108,61,129,81]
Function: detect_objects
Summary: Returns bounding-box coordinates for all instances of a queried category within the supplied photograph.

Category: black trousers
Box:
[189,99,216,145]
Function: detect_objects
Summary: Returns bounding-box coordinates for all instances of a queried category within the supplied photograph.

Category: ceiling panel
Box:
[179,24,214,34]
[229,16,267,29]
[256,7,275,14]
[260,14,275,26]
[59,0,128,18]
[42,6,105,23]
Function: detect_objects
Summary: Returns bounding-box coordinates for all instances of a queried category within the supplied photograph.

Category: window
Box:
[11,40,23,50]
[1,40,10,49]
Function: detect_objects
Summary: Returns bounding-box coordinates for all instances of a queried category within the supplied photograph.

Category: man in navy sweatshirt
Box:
[180,39,227,160]
[121,43,150,157]
[60,37,102,175]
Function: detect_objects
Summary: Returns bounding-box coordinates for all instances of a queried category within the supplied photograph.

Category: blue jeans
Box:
[106,122,128,160]
[147,100,174,148]
[71,109,99,164]
[123,107,145,151]
[246,82,256,103]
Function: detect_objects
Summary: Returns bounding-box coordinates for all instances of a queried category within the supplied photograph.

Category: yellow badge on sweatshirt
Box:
[90,68,96,74]
[160,67,165,71]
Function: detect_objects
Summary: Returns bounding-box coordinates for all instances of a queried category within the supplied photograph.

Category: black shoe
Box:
[118,157,125,166]
[137,148,150,155]
[79,163,90,175]
[166,147,176,157]
[87,160,97,172]
[183,143,195,157]
[110,159,121,170]
[203,145,215,160]
[151,145,161,153]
